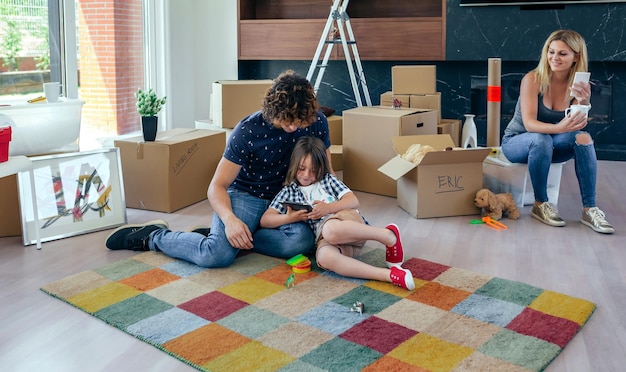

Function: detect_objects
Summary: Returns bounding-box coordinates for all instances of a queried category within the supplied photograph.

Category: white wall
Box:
[164,0,237,128]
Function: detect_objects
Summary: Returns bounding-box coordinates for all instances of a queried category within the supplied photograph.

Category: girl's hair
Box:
[262,70,320,128]
[284,136,330,185]
[534,30,589,98]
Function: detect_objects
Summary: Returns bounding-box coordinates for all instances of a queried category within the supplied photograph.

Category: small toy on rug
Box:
[286,253,312,273]
[285,273,296,288]
[350,301,364,315]
[474,188,520,220]
[286,254,308,266]
[401,143,436,165]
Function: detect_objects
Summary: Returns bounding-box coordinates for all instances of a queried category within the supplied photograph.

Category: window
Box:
[0,0,52,97]
[1,0,146,153]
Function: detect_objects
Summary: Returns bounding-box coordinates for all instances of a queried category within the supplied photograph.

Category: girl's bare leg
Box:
[315,243,415,290]
[322,219,396,247]
[316,244,391,282]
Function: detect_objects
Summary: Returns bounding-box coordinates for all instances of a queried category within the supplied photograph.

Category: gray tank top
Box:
[504,95,568,136]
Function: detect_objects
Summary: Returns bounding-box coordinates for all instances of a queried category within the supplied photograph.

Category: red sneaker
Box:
[385,223,404,268]
[390,266,415,291]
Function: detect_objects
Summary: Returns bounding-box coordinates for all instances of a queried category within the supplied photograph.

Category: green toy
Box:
[286,254,308,266]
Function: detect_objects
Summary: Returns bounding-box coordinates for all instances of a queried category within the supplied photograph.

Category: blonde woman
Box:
[501,30,614,234]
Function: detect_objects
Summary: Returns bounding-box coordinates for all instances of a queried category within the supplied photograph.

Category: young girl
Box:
[260,136,415,290]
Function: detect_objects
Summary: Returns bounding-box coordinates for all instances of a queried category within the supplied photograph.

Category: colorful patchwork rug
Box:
[41,250,595,371]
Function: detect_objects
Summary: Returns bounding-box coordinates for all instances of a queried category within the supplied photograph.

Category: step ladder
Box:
[306,0,372,107]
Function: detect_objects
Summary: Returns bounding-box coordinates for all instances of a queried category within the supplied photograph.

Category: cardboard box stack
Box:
[115,129,226,213]
[342,106,437,197]
[381,65,461,146]
[378,135,491,218]
[211,80,273,129]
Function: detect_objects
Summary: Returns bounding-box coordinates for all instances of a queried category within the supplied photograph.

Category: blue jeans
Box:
[501,131,597,207]
[147,188,315,267]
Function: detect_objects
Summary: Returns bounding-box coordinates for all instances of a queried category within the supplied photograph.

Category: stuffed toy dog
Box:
[474,188,520,220]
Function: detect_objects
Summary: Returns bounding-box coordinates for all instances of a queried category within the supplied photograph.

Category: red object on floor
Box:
[385,223,404,268]
[0,126,11,163]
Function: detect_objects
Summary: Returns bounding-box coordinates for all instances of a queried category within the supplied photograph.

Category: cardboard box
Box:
[380,92,410,108]
[410,93,442,123]
[327,115,342,145]
[115,129,226,213]
[438,119,461,147]
[0,174,22,237]
[330,145,343,171]
[211,80,273,129]
[383,91,442,123]
[483,150,564,207]
[342,106,438,197]
[392,65,437,95]
[378,135,491,218]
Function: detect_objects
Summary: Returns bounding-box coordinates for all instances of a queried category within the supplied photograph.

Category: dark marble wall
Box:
[448,1,626,61]
[239,1,626,160]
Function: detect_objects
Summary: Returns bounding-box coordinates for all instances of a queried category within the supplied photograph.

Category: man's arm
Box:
[207,157,254,249]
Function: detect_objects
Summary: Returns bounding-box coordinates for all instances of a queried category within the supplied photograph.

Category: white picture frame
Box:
[17,148,127,246]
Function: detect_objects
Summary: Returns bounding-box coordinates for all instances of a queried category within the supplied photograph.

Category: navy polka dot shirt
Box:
[223,110,331,200]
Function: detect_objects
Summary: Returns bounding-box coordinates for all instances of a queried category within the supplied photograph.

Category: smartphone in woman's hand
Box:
[571,72,590,97]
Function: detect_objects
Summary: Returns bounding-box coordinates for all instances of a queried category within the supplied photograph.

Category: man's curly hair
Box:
[262,70,320,127]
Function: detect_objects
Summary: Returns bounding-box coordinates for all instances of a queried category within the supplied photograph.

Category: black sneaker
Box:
[105,220,169,251]
[187,225,211,236]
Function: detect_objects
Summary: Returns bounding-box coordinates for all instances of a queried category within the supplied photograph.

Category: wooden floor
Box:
[1,161,625,372]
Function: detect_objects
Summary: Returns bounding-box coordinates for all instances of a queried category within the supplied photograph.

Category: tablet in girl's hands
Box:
[281,201,313,212]
[571,72,590,97]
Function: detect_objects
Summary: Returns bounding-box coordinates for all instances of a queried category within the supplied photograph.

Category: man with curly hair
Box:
[105,70,333,267]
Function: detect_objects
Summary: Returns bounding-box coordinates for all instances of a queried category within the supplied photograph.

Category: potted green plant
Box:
[135,88,166,141]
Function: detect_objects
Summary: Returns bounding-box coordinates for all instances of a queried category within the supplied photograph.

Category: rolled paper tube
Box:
[487,57,502,147]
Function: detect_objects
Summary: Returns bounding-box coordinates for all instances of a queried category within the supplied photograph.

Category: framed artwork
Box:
[17,148,127,246]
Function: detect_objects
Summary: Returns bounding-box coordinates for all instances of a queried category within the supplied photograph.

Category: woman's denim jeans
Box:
[148,188,314,267]
[502,131,597,207]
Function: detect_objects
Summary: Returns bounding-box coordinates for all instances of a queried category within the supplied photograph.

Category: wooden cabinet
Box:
[238,0,446,61]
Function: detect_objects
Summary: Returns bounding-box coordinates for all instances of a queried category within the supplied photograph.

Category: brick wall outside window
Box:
[78,0,144,135]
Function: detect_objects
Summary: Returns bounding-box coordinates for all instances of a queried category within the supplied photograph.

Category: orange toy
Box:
[481,216,508,230]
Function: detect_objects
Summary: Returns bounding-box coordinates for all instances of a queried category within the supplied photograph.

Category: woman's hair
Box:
[284,136,330,185]
[534,30,589,97]
[262,70,320,128]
